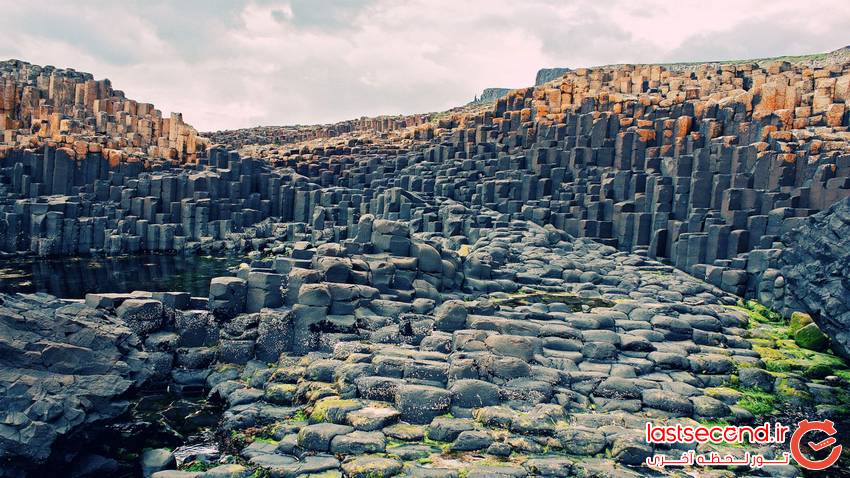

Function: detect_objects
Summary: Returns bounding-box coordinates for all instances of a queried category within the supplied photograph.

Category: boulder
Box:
[297,423,354,452]
[341,455,402,478]
[254,310,293,361]
[794,322,830,351]
[449,379,501,408]
[413,242,442,273]
[141,448,175,477]
[0,294,152,474]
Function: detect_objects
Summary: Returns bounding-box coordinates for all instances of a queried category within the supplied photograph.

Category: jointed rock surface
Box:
[1,50,850,477]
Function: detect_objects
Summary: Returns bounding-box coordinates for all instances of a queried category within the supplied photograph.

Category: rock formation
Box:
[781,196,850,359]
[535,67,572,86]
[0,59,207,163]
[470,88,512,105]
[205,114,433,150]
[0,293,153,474]
[224,54,850,323]
[1,49,850,477]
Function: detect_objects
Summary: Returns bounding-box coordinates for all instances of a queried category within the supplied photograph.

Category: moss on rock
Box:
[794,322,830,351]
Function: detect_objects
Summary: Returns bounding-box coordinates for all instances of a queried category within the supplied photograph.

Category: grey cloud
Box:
[281,0,375,30]
[665,13,850,64]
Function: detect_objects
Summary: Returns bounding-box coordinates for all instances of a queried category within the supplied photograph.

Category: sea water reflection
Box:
[0,254,242,299]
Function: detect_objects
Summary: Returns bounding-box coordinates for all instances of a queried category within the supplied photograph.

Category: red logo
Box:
[790,419,842,471]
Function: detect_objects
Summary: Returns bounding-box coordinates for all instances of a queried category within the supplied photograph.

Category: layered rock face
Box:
[0,293,152,475]
[0,60,207,162]
[781,196,850,359]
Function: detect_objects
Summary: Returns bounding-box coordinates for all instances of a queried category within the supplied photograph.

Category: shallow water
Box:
[36,391,223,477]
[0,254,243,298]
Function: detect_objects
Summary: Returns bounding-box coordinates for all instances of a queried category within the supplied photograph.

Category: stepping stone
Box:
[264,383,298,405]
[556,427,606,455]
[297,423,354,451]
[263,455,340,477]
[738,367,775,392]
[310,397,363,423]
[641,389,694,417]
[405,466,459,478]
[329,430,386,454]
[450,430,493,451]
[347,405,400,431]
[384,423,426,441]
[610,433,653,465]
[427,417,475,441]
[341,455,402,478]
[691,395,731,418]
[524,458,574,477]
[387,443,434,460]
[466,464,527,478]
[449,379,500,408]
[248,454,297,468]
[395,384,451,424]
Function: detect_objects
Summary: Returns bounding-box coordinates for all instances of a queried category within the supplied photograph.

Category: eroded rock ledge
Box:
[0,293,153,475]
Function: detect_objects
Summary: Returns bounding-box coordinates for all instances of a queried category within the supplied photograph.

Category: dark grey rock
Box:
[116,298,165,336]
[449,379,501,408]
[641,389,694,416]
[395,384,451,424]
[329,430,385,454]
[433,300,468,331]
[782,197,850,359]
[0,294,152,473]
[739,367,775,392]
[427,417,475,442]
[297,423,354,452]
[449,430,493,451]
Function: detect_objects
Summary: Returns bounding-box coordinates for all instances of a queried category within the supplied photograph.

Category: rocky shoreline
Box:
[3,51,850,477]
[3,208,850,477]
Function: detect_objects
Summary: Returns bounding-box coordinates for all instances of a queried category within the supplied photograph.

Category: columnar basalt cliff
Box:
[230,55,850,318]
[487,59,850,316]
[0,60,207,162]
[2,51,850,478]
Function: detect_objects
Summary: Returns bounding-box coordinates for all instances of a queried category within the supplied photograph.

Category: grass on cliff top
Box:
[598,49,842,71]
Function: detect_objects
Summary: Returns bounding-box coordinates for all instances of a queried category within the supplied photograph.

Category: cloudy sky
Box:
[2,0,848,131]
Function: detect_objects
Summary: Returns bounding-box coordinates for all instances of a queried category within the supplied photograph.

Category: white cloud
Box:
[0,0,847,131]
